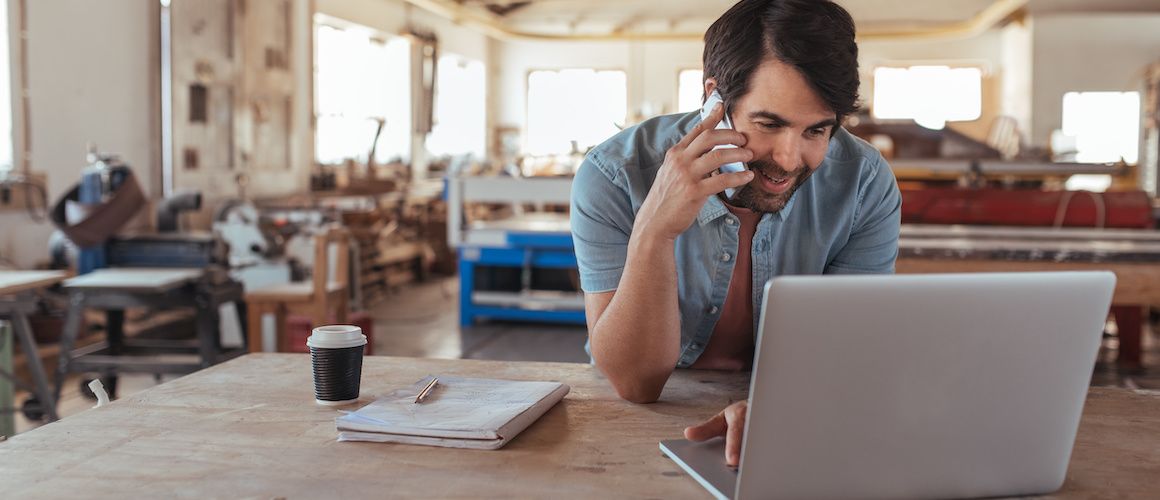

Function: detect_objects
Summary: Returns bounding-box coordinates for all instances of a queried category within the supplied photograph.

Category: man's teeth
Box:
[758,171,788,183]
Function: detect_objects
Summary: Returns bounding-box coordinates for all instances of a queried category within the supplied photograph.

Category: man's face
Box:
[710,58,837,213]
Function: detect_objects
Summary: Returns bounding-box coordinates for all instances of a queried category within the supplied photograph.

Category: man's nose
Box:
[772,134,803,172]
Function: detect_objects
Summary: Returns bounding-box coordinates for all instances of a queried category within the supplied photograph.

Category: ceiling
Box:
[429,0,1160,40]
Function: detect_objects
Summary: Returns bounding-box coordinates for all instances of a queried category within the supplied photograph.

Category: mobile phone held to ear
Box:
[699,90,748,200]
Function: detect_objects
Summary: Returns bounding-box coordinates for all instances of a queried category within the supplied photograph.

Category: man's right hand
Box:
[684,400,748,467]
[633,102,755,242]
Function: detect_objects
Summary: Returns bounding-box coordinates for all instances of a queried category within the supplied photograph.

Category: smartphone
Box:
[699,90,748,200]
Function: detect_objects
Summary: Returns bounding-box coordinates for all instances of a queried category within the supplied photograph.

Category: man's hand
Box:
[633,102,754,242]
[684,400,748,467]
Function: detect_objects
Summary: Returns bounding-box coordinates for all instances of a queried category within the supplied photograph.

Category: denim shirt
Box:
[570,111,901,367]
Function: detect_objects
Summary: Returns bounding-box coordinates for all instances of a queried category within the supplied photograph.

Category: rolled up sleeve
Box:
[570,153,635,293]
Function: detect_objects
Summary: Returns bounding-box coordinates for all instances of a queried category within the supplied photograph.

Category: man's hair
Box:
[703,0,860,122]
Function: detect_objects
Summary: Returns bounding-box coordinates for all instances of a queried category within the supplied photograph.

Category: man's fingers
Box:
[701,170,754,196]
[675,102,725,151]
[683,412,727,441]
[723,405,747,467]
[690,146,753,177]
[686,129,749,161]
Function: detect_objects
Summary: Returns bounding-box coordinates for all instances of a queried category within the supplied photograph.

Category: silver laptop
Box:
[661,271,1116,500]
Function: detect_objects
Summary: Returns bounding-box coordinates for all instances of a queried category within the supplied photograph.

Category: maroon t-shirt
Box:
[690,202,762,371]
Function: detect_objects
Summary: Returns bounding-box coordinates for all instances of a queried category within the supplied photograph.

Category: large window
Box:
[314,21,411,165]
[872,65,982,130]
[526,69,626,155]
[1059,91,1140,164]
[677,69,704,113]
[426,54,486,159]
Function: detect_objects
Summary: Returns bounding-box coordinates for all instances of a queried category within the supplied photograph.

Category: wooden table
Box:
[1,354,1157,498]
[0,271,68,423]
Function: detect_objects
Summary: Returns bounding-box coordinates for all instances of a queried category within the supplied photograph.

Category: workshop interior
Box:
[1,0,1158,444]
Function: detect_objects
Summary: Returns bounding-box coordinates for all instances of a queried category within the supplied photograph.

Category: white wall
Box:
[0,0,157,268]
[1000,20,1033,137]
[1030,13,1160,146]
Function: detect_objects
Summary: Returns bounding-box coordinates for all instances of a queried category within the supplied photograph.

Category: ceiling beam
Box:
[401,0,1030,42]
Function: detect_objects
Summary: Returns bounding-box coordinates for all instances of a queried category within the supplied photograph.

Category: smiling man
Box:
[570,0,900,465]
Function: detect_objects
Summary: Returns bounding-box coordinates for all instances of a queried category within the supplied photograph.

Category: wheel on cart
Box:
[20,397,46,421]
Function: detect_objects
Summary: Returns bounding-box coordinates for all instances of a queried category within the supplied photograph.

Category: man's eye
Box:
[757,122,778,130]
[806,128,827,138]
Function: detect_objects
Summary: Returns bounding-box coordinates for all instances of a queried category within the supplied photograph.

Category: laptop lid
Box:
[736,272,1115,499]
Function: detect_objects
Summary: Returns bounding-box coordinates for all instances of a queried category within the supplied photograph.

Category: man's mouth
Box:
[754,168,794,193]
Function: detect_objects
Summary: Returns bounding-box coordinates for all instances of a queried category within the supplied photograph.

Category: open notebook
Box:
[336,375,570,450]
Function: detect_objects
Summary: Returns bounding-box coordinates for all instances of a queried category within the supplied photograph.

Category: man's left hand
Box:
[683,400,748,466]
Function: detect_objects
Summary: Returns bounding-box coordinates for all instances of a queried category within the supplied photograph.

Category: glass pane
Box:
[526,69,627,155]
[426,55,486,159]
[677,69,704,113]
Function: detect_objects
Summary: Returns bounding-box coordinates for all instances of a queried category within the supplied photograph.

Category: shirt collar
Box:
[696,191,798,226]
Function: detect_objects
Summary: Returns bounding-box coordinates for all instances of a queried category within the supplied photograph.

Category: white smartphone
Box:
[699,90,748,200]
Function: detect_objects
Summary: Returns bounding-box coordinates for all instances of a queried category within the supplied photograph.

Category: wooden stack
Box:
[341,206,428,307]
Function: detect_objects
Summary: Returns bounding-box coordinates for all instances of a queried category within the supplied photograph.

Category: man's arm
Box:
[577,103,754,403]
[583,229,681,403]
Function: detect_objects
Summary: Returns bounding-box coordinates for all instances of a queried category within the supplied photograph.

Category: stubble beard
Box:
[728,159,815,213]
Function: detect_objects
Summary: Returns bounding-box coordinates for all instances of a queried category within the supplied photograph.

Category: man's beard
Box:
[728,159,815,213]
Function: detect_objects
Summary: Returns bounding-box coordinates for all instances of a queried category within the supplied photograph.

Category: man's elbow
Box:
[598,363,669,403]
[612,381,663,404]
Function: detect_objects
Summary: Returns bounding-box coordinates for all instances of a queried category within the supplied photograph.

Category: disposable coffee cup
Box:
[307,325,367,406]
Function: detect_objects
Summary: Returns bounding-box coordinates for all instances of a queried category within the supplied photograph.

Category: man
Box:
[570,0,901,465]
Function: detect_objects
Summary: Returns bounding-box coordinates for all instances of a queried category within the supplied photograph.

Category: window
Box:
[677,69,704,113]
[426,54,486,159]
[1060,91,1140,164]
[872,66,982,130]
[314,22,411,165]
[526,69,626,155]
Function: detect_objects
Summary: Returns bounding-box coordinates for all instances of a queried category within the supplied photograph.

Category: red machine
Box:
[901,188,1153,229]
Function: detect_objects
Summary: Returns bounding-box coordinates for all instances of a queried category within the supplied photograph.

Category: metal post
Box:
[0,321,13,437]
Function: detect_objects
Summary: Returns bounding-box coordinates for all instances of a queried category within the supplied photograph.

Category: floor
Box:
[7,276,1158,436]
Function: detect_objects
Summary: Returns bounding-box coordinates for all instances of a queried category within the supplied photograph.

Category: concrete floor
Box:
[9,275,1158,435]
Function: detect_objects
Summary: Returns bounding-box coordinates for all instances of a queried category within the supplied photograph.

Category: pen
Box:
[415,377,439,403]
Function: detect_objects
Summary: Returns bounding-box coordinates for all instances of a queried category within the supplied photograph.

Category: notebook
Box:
[336,375,570,450]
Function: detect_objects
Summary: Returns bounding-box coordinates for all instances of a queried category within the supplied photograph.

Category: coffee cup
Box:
[307,325,367,406]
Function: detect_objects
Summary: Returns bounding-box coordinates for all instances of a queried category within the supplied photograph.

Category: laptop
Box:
[661,271,1116,500]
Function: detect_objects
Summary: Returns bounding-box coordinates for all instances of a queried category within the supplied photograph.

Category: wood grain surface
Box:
[0,271,67,296]
[0,354,1155,498]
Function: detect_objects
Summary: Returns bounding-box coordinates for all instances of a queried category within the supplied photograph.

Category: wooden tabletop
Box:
[62,268,203,292]
[0,270,68,296]
[0,354,1156,498]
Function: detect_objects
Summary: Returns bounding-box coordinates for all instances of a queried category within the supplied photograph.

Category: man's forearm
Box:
[590,229,682,403]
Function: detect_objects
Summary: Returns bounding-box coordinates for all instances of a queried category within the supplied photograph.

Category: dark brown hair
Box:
[703,0,860,122]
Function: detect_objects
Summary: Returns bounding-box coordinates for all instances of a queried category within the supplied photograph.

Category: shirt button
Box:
[708,306,719,314]
[720,253,732,262]
[725,217,736,225]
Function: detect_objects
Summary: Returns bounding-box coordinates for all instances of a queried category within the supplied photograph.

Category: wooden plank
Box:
[896,258,1160,305]
[62,268,202,292]
[0,271,68,296]
[0,354,1156,498]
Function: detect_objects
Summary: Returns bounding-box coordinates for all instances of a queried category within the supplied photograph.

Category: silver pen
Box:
[414,377,439,403]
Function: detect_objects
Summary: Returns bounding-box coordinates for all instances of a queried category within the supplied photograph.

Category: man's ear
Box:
[703,78,719,104]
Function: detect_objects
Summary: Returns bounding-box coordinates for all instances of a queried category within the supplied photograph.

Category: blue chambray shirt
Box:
[570,111,902,368]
